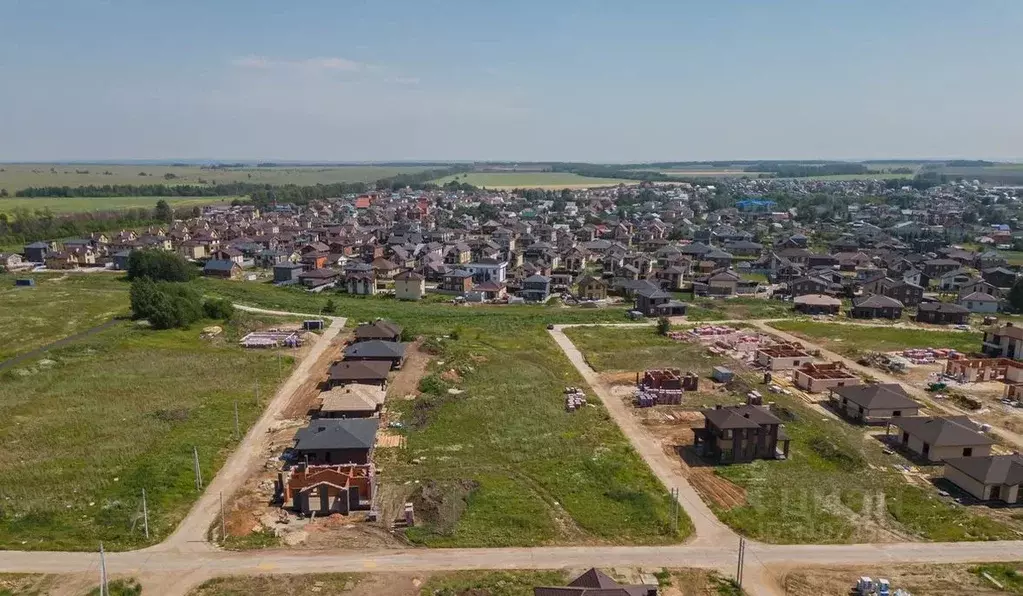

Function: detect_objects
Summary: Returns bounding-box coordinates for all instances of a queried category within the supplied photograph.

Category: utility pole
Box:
[220,491,226,540]
[736,536,746,588]
[255,381,259,406]
[193,446,203,490]
[234,400,240,440]
[99,542,108,596]
[141,488,149,540]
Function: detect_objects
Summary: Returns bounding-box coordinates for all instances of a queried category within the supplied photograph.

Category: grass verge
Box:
[768,320,981,357]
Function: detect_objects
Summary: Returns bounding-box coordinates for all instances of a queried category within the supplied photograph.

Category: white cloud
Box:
[230,55,369,73]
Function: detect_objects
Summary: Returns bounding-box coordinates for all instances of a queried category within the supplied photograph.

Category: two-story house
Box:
[693,405,791,463]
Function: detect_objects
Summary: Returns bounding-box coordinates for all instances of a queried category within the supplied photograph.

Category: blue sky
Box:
[2,0,1021,162]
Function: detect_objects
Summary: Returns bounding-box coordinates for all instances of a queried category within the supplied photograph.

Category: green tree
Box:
[202,298,235,320]
[656,317,671,336]
[154,199,173,223]
[323,298,337,314]
[129,278,160,320]
[127,249,195,282]
[130,279,203,329]
[1009,280,1023,312]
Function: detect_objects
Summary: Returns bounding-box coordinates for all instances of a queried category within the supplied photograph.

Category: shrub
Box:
[130,279,203,329]
[126,249,195,282]
[323,298,337,314]
[807,434,865,472]
[656,317,671,335]
[202,298,235,320]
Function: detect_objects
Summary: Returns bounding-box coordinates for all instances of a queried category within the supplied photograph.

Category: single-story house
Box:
[343,340,407,369]
[292,418,379,465]
[916,302,970,325]
[318,385,386,418]
[354,320,403,343]
[959,291,1000,314]
[829,383,921,423]
[203,259,242,279]
[893,416,994,462]
[943,455,1023,504]
[328,360,392,388]
[533,568,657,596]
[793,294,842,316]
[274,263,305,284]
[850,294,903,319]
[792,361,860,393]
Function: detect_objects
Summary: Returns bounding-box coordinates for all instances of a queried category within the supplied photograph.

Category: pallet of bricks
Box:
[564,386,588,411]
[636,368,698,407]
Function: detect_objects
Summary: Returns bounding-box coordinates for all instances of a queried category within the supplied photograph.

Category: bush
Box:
[127,249,195,282]
[323,298,337,314]
[656,317,671,335]
[130,279,203,329]
[807,434,865,472]
[202,298,235,320]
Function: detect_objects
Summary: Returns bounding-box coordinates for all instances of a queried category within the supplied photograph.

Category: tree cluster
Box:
[130,279,234,329]
[126,250,196,282]
[0,207,173,246]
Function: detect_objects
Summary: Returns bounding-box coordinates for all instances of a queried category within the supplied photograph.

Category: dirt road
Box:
[160,307,346,552]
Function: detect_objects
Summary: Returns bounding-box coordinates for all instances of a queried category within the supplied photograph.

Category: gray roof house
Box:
[343,340,407,369]
[292,418,380,465]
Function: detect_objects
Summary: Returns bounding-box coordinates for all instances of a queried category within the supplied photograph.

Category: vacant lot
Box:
[431,172,626,189]
[201,280,689,546]
[0,164,431,193]
[682,296,791,321]
[188,569,739,596]
[0,314,294,550]
[781,561,1023,595]
[563,325,728,377]
[0,196,234,216]
[0,274,129,362]
[768,320,981,357]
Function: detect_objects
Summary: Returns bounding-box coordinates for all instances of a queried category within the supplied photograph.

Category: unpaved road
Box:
[161,306,346,551]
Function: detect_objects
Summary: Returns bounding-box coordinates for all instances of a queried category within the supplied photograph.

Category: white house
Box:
[394,270,425,301]
[465,259,507,284]
[959,291,1000,314]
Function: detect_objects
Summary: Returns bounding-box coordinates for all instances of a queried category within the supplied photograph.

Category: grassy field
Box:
[563,325,728,377]
[0,313,294,550]
[431,172,626,189]
[0,274,130,362]
[200,279,691,546]
[0,164,431,193]
[768,320,982,357]
[0,196,234,216]
[0,573,61,596]
[678,295,793,321]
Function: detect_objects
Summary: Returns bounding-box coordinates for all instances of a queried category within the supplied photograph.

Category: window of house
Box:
[963,447,973,457]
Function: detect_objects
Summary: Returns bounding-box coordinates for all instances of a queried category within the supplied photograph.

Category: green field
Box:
[201,280,691,546]
[431,172,626,189]
[564,325,728,376]
[0,164,432,193]
[0,313,294,550]
[768,320,981,357]
[0,196,235,216]
[0,274,130,362]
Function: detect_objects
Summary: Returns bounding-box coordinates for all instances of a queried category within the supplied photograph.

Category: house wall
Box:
[964,300,999,313]
[943,466,993,501]
[297,448,371,465]
[903,434,992,462]
[792,371,859,393]
[395,279,425,301]
[755,351,810,371]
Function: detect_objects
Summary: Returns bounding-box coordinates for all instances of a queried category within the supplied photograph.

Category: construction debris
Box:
[240,329,303,348]
[564,386,588,411]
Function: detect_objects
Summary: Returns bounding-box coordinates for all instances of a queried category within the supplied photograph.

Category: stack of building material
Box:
[565,387,588,411]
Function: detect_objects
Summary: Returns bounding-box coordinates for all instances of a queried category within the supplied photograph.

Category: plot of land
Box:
[562,325,728,377]
[0,196,234,216]
[0,164,431,193]
[768,320,981,357]
[0,273,130,362]
[781,561,1023,595]
[201,280,688,546]
[430,172,626,189]
[0,314,295,550]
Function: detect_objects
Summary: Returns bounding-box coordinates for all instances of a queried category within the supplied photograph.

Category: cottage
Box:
[23,241,51,263]
[318,385,386,418]
[0,253,28,272]
[792,362,860,393]
[273,263,304,285]
[916,302,970,325]
[346,272,377,296]
[298,267,341,289]
[292,418,379,465]
[793,294,841,316]
[328,360,392,388]
[959,291,999,314]
[203,259,242,279]
[575,275,608,301]
[943,455,1023,504]
[850,294,903,319]
[533,568,657,596]
[394,270,426,301]
[893,416,994,462]
[442,269,475,293]
[634,286,688,317]
[788,276,830,297]
[830,384,921,423]
[343,340,407,369]
[519,274,552,302]
[982,323,1023,359]
[354,320,402,343]
[693,405,790,463]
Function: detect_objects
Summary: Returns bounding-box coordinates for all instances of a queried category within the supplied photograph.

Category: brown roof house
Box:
[793,293,841,315]
[328,360,392,388]
[893,416,994,462]
[850,293,903,319]
[692,405,790,463]
[534,568,657,596]
[944,455,1023,504]
[916,302,970,325]
[829,383,920,423]
[575,275,608,301]
[353,320,402,342]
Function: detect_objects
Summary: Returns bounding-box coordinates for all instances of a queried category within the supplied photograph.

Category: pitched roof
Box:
[701,405,781,429]
[918,302,969,313]
[344,340,407,359]
[329,360,392,382]
[944,455,1023,486]
[354,320,403,340]
[853,293,904,309]
[293,418,379,451]
[895,416,994,447]
[832,384,920,410]
[204,259,238,271]
[960,291,998,302]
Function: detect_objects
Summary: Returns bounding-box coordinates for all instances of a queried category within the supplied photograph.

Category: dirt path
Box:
[160,308,347,552]
[0,318,120,371]
[387,339,431,400]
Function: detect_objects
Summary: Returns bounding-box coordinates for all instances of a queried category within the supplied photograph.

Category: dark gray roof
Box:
[204,259,237,271]
[895,416,994,448]
[294,418,379,451]
[329,360,392,381]
[853,294,904,309]
[832,384,920,410]
[354,320,403,340]
[344,340,407,359]
[945,455,1023,486]
[524,274,551,283]
[636,287,671,299]
[701,405,781,429]
[918,302,969,313]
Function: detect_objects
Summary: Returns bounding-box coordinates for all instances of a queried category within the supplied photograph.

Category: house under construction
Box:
[754,342,813,371]
[277,463,374,516]
[945,357,1023,384]
[792,361,860,393]
[636,368,699,406]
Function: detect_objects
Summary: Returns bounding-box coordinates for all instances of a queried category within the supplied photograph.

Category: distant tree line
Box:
[744,163,870,177]
[0,205,197,247]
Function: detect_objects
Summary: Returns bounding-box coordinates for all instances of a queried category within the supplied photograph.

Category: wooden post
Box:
[234,400,241,440]
[142,488,149,540]
[193,446,203,490]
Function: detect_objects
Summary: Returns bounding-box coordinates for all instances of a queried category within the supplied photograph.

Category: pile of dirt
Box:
[440,368,463,383]
[410,479,479,535]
